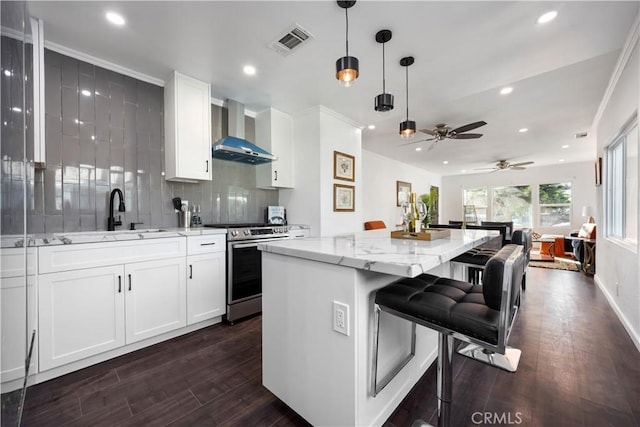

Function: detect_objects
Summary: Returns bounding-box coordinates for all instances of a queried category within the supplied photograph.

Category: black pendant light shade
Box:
[399,56,416,139]
[336,1,359,87]
[374,29,393,112]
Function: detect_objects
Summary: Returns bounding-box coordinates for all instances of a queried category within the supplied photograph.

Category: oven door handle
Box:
[232,238,288,249]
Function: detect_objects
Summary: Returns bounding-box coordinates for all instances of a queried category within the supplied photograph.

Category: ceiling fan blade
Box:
[509,166,526,170]
[450,133,482,139]
[418,128,437,136]
[451,120,487,134]
[400,137,433,146]
[509,161,534,167]
[426,140,439,152]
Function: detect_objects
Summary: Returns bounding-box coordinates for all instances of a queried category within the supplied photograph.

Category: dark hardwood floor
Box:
[2,267,639,426]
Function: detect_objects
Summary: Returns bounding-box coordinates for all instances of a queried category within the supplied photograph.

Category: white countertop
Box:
[258,228,498,277]
[1,227,227,248]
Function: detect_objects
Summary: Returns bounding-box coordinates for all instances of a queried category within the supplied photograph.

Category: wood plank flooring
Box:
[2,267,639,426]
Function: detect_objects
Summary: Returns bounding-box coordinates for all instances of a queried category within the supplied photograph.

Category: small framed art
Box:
[334,184,355,212]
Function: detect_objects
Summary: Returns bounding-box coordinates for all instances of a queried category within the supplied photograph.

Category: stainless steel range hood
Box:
[212,100,277,165]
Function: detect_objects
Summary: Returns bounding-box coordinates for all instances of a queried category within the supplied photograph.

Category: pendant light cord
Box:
[382,42,386,94]
[405,65,409,120]
[345,7,349,56]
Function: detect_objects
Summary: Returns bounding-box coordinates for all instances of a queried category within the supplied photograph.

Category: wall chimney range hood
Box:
[212,100,277,165]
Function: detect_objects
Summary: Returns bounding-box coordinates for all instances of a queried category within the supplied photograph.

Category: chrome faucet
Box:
[108,189,126,231]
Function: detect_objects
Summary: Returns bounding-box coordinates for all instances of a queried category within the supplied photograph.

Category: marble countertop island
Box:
[260,227,500,426]
[258,228,498,277]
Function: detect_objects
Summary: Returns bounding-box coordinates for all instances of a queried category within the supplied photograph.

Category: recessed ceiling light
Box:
[562,144,569,149]
[518,128,528,133]
[106,11,125,26]
[81,89,92,97]
[461,169,467,173]
[243,65,256,76]
[368,124,375,130]
[443,160,449,165]
[415,147,422,151]
[559,159,565,162]
[537,10,558,24]
[500,86,513,95]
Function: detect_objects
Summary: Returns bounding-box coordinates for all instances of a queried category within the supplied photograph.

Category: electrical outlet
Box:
[333,301,350,336]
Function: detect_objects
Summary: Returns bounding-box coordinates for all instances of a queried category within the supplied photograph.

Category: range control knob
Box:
[231,230,238,237]
[244,229,251,236]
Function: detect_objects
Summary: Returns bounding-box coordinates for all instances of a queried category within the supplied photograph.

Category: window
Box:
[539,182,571,227]
[463,188,487,222]
[606,117,638,248]
[492,186,532,227]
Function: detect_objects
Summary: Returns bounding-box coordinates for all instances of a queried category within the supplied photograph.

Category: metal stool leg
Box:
[437,332,454,427]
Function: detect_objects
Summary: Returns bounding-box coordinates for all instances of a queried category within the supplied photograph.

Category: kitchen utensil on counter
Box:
[172,197,182,211]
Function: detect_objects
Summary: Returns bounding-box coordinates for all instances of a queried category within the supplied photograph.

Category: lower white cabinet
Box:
[39,258,186,371]
[186,235,226,325]
[1,275,37,383]
[38,266,125,371]
[125,258,187,343]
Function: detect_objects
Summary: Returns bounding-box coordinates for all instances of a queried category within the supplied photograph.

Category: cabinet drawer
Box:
[1,248,37,278]
[39,238,187,274]
[187,234,226,255]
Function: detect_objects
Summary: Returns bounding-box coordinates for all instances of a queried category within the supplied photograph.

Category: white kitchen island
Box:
[258,228,498,426]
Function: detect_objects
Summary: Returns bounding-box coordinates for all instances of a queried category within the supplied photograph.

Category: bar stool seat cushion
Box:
[450,246,500,267]
[377,274,501,344]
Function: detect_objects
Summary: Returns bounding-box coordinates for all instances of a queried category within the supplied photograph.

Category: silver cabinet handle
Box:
[200,242,217,246]
[189,264,193,279]
[205,160,209,173]
[274,170,278,181]
[128,274,132,291]
[118,276,122,293]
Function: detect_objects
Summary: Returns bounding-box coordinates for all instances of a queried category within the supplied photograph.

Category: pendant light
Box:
[336,1,359,87]
[399,56,416,139]
[374,29,393,112]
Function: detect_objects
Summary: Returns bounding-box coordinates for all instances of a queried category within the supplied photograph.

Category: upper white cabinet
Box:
[164,71,212,182]
[256,108,294,189]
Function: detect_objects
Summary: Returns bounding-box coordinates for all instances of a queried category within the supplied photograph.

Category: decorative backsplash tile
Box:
[1,43,278,235]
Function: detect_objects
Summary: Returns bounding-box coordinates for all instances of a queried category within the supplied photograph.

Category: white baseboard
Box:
[594,274,640,352]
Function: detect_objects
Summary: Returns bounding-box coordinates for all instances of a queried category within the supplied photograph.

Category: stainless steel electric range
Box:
[204,223,290,324]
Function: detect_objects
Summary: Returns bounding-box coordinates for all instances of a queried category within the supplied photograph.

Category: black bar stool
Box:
[371,244,524,427]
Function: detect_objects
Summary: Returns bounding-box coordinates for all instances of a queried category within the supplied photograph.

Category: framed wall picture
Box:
[334,151,355,182]
[396,181,412,206]
[595,157,602,186]
[334,184,355,212]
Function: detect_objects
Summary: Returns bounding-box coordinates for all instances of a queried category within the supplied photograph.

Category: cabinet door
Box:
[165,71,212,182]
[256,108,294,189]
[124,258,187,343]
[1,276,37,382]
[186,252,226,325]
[39,266,125,371]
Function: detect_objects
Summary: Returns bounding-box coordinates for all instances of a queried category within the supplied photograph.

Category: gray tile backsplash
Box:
[1,47,278,235]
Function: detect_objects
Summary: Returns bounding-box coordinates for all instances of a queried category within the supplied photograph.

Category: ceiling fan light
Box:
[375,93,394,112]
[400,120,416,139]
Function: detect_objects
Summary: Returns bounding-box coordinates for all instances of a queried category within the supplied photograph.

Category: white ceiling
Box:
[28,1,639,176]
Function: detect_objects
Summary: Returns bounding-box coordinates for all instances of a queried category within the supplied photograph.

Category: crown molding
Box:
[44,41,165,87]
[593,14,639,127]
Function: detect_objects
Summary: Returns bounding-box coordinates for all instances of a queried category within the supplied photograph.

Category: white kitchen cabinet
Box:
[256,108,294,188]
[38,239,188,370]
[1,276,37,382]
[38,265,125,371]
[1,248,38,385]
[124,258,187,343]
[164,70,212,182]
[186,235,226,325]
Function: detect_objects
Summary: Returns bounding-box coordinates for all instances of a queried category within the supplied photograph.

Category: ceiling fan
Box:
[476,160,535,172]
[402,120,487,151]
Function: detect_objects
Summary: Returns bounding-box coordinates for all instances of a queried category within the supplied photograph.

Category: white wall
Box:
[361,150,441,230]
[593,18,639,349]
[440,161,597,235]
[280,106,362,236]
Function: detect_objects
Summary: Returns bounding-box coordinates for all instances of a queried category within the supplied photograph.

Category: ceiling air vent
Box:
[269,24,314,56]
[574,131,589,139]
